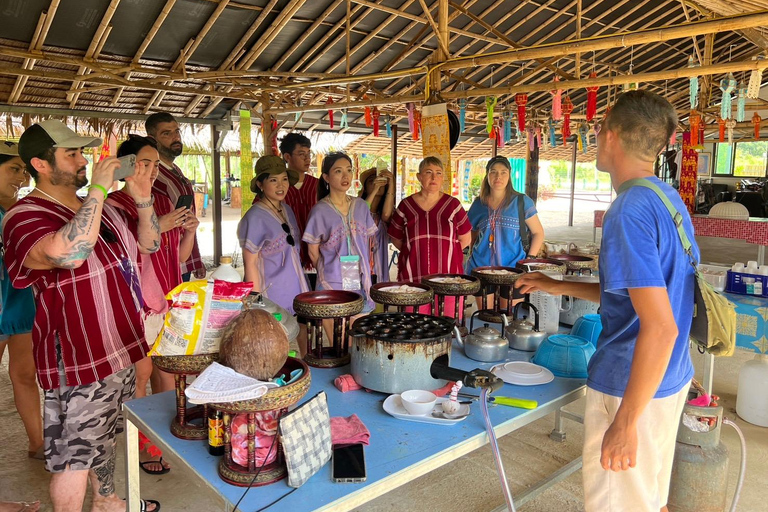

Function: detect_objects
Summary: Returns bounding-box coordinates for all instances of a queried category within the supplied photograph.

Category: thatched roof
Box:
[0,0,766,158]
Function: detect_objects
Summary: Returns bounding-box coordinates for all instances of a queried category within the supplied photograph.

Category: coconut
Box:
[219,308,289,380]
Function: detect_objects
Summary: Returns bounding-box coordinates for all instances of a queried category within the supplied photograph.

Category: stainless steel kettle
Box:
[454,311,509,362]
[501,302,548,352]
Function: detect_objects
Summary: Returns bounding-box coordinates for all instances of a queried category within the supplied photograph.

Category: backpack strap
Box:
[617,178,698,267]
[515,192,530,252]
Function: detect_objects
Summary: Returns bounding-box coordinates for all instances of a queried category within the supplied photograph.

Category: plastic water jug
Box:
[210,256,241,282]
[736,353,768,427]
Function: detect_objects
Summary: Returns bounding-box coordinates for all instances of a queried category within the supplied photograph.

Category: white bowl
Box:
[400,390,437,416]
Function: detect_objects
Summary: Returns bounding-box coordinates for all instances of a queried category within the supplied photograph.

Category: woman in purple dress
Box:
[238,156,309,351]
[303,152,378,312]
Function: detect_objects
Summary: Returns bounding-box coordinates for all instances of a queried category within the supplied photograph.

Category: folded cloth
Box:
[185,362,279,404]
[331,414,370,447]
[334,374,363,393]
[432,380,458,397]
[687,393,711,407]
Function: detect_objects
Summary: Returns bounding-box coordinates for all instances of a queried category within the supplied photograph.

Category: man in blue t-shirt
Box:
[516,90,696,512]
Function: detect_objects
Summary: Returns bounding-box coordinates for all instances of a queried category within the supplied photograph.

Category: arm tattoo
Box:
[46,240,96,268]
[59,197,98,243]
[138,210,161,254]
[48,198,101,267]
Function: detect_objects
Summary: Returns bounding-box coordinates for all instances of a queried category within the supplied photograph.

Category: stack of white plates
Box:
[491,361,555,386]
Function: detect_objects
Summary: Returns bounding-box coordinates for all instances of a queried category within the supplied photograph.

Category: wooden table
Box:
[123,344,586,512]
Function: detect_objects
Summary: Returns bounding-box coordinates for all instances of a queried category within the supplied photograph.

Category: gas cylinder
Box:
[667,405,729,512]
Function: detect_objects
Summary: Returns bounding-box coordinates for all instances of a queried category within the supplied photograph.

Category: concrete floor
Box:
[1,197,766,511]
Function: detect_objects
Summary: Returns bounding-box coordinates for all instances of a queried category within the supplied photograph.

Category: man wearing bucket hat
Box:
[240,155,309,354]
[2,120,161,512]
[516,91,696,512]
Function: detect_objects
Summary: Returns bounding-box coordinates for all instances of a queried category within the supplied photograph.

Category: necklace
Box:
[264,196,283,214]
[35,187,68,207]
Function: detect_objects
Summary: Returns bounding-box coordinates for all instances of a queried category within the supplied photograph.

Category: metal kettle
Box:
[501,302,548,352]
[454,311,509,362]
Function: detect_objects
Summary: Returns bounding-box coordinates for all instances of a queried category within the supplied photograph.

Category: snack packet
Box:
[150,279,253,356]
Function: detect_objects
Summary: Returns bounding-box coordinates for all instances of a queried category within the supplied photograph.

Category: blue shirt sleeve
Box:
[600,197,667,295]
[467,198,485,230]
[523,195,537,219]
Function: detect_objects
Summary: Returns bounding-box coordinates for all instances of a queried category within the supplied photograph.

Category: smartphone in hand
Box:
[113,154,136,181]
[175,194,194,210]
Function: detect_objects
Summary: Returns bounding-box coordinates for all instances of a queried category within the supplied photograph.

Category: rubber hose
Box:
[481,387,517,512]
[722,418,746,512]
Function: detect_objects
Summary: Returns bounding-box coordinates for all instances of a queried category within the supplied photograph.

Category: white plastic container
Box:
[698,264,729,293]
[732,262,745,272]
[528,271,571,334]
[210,256,241,282]
[736,353,768,427]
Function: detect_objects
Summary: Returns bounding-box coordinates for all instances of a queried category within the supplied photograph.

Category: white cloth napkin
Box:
[185,362,279,404]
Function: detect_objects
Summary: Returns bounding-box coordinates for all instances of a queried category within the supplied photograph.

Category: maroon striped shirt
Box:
[388,194,471,282]
[2,196,146,389]
[253,173,319,269]
[153,161,205,276]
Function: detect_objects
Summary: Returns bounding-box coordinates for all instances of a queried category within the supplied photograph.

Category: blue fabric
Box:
[589,177,698,399]
[510,158,526,192]
[465,195,536,273]
[0,207,35,335]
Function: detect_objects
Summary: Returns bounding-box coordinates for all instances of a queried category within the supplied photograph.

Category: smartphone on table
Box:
[113,154,136,181]
[332,443,366,483]
[175,194,194,210]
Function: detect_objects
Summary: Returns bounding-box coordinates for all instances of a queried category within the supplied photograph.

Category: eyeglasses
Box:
[281,223,295,246]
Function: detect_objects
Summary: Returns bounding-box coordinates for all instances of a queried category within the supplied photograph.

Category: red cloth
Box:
[3,196,146,389]
[253,174,319,269]
[331,414,370,447]
[107,191,182,317]
[431,380,457,397]
[152,161,204,276]
[334,374,363,393]
[388,194,471,282]
[680,132,698,215]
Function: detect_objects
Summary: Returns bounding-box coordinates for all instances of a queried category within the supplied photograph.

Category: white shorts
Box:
[582,383,689,512]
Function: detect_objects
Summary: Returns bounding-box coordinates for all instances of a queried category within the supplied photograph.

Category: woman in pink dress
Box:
[388,157,471,314]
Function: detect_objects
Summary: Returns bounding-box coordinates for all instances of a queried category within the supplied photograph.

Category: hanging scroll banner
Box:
[240,109,254,217]
[421,102,453,194]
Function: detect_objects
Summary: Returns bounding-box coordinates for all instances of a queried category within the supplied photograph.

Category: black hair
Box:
[317,152,352,202]
[117,134,158,157]
[603,90,678,161]
[26,146,55,181]
[279,133,311,157]
[145,112,177,136]
[0,154,17,166]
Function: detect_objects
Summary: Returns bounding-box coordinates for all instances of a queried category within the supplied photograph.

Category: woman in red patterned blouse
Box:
[388,157,471,314]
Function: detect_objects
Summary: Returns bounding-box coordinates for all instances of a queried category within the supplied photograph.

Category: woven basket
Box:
[214,358,311,413]
[471,266,524,286]
[293,290,365,319]
[153,353,218,374]
[421,274,481,296]
[370,282,433,306]
[547,254,597,272]
[516,258,568,275]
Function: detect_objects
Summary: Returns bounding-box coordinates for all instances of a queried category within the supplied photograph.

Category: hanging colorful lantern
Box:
[372,107,380,137]
[719,73,737,120]
[326,97,334,129]
[515,93,527,132]
[578,122,588,154]
[550,76,562,121]
[752,111,761,140]
[364,107,372,128]
[586,72,599,122]
[295,99,302,122]
[385,114,392,138]
[748,57,766,99]
[737,81,747,122]
[726,118,736,144]
[496,123,505,148]
[458,99,467,133]
[535,125,543,149]
[669,130,677,145]
[503,111,513,143]
[717,116,726,143]
[412,109,421,141]
[688,56,699,109]
[548,117,556,147]
[407,103,415,133]
[270,119,279,155]
[689,111,701,146]
[486,96,497,134]
[561,95,574,145]
[340,109,349,129]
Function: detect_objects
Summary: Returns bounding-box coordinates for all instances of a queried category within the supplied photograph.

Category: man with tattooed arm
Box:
[1,121,161,512]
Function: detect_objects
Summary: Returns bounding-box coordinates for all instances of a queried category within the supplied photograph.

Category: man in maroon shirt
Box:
[145,112,207,280]
[252,133,319,288]
[4,120,161,511]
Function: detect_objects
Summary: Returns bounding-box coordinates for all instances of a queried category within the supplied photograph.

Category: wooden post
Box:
[526,134,540,203]
[491,138,497,158]
[211,125,223,264]
[568,136,577,227]
[261,92,275,156]
[391,123,398,196]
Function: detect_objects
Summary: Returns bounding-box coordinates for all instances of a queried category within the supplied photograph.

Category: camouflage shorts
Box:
[43,365,136,473]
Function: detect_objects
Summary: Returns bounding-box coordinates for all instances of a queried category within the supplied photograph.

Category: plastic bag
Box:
[149,279,253,356]
[340,255,361,291]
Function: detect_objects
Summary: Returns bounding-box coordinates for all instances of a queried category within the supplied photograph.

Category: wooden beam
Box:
[237,0,308,71]
[271,0,344,71]
[418,0,451,59]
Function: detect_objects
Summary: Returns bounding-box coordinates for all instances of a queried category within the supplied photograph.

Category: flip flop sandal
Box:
[139,458,170,475]
[122,498,161,512]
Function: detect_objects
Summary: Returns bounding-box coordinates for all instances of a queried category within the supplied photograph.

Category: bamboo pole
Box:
[272,0,344,71]
[237,0,308,70]
[266,58,766,114]
[418,0,451,60]
[576,0,582,79]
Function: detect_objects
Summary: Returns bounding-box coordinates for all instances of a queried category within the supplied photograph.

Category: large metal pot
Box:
[349,313,454,394]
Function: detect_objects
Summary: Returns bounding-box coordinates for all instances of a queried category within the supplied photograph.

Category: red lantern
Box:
[412,109,421,141]
[515,93,527,132]
[689,111,701,146]
[717,117,726,143]
[364,95,372,127]
[372,107,380,137]
[326,97,334,129]
[753,112,762,140]
[270,119,279,155]
[586,72,599,122]
[562,95,574,145]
